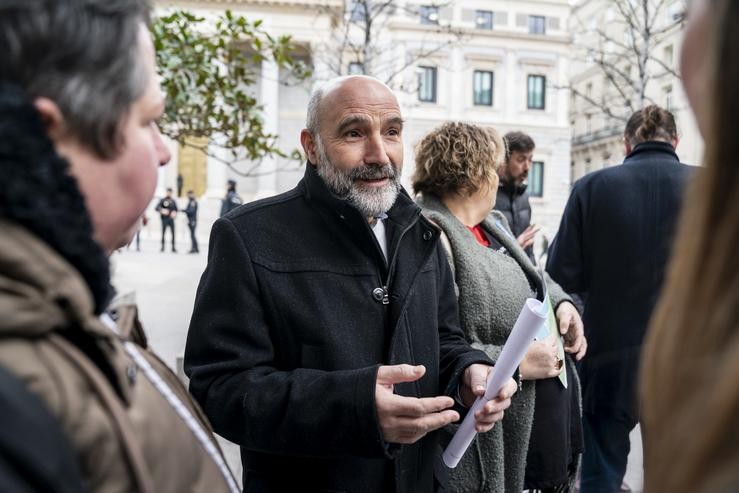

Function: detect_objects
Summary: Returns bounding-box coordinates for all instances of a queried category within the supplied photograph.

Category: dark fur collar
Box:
[0,83,112,314]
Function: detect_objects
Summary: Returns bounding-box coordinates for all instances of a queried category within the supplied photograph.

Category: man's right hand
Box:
[375,364,459,445]
[516,224,540,250]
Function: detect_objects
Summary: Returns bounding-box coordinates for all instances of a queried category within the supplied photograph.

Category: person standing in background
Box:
[547,105,693,493]
[155,187,177,252]
[494,131,540,263]
[219,178,242,217]
[184,189,198,254]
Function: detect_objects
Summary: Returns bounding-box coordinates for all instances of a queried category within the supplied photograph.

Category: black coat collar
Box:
[625,141,680,163]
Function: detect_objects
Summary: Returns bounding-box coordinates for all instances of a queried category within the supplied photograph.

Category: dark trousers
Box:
[580,412,638,493]
[161,218,175,251]
[188,222,198,252]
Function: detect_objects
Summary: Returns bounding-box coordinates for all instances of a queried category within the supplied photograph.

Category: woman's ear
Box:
[33,97,66,143]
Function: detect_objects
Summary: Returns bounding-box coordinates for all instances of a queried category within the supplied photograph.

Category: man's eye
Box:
[346,130,361,138]
[387,128,400,136]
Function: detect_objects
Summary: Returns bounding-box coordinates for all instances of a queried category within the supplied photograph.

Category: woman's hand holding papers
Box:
[459,364,517,433]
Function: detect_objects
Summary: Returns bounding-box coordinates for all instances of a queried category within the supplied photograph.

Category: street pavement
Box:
[111,223,643,492]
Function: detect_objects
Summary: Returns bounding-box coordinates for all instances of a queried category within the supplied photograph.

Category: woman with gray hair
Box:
[413,122,586,492]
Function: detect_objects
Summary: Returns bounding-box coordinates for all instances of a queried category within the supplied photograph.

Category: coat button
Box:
[372,287,385,302]
[126,364,137,385]
[423,230,433,240]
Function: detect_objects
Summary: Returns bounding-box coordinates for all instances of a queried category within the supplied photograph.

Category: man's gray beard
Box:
[315,142,400,218]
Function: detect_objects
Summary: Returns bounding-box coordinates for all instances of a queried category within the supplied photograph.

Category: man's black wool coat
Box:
[546,141,693,422]
[185,164,491,492]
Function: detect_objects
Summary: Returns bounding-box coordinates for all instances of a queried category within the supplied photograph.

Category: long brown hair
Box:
[641,1,739,491]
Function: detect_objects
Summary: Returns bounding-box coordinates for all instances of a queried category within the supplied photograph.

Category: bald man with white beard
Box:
[185,76,517,492]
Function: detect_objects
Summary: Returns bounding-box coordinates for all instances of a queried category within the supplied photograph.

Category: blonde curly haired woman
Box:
[413,122,586,492]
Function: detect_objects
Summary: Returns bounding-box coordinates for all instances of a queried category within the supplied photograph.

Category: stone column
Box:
[255,57,280,199]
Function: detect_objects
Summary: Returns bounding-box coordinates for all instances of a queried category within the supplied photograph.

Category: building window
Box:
[664,85,673,111]
[420,5,439,25]
[473,70,493,106]
[663,45,674,67]
[348,62,364,75]
[475,10,493,30]
[418,66,437,102]
[529,161,544,197]
[529,15,546,34]
[527,75,546,109]
[349,0,366,22]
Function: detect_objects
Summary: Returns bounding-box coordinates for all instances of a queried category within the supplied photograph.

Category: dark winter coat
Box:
[185,164,492,493]
[156,196,178,221]
[0,365,84,493]
[220,189,243,217]
[184,198,198,226]
[546,141,693,421]
[494,181,534,262]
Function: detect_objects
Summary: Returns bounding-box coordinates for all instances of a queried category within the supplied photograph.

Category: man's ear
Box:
[33,97,66,143]
[671,137,680,150]
[623,137,633,156]
[300,129,318,165]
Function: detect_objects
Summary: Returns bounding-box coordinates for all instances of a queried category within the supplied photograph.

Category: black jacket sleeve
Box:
[547,183,587,294]
[184,218,388,458]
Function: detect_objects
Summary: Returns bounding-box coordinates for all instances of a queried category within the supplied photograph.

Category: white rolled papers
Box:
[442,297,547,468]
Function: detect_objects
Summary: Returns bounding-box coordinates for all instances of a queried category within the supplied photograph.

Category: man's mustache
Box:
[349,164,396,181]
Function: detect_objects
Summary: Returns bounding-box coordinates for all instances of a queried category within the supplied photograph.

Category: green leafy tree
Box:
[151,10,311,176]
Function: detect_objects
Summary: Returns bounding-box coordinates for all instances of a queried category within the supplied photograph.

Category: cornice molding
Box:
[159,0,342,9]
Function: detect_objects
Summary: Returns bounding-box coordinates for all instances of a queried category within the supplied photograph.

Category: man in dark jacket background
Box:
[185,75,517,492]
[494,131,540,262]
[546,105,693,493]
[184,189,199,253]
[220,179,242,217]
[155,187,178,252]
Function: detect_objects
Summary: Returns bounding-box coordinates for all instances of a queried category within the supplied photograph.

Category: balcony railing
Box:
[572,125,621,146]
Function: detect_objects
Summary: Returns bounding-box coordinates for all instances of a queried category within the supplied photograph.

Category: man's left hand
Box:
[459,364,517,433]
[556,301,587,360]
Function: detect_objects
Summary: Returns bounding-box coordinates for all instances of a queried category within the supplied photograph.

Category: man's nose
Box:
[363,132,391,166]
[154,125,172,166]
